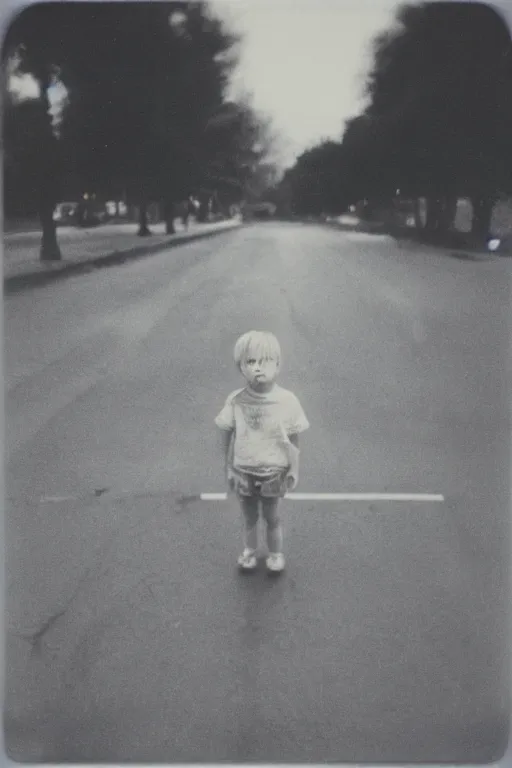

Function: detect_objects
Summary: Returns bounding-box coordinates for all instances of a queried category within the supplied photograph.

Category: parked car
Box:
[53,202,78,225]
[242,201,277,220]
[75,199,110,227]
[106,200,128,218]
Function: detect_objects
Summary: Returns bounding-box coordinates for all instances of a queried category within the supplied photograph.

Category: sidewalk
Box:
[3,218,241,293]
[325,214,502,259]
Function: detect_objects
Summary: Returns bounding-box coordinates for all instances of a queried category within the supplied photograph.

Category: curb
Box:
[290,217,385,235]
[4,223,242,295]
[303,218,502,259]
[390,232,497,261]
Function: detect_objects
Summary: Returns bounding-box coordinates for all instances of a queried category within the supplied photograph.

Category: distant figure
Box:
[215,331,309,573]
[182,198,190,230]
[178,196,197,230]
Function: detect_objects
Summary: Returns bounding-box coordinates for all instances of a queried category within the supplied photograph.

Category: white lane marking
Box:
[37,491,445,504]
[200,492,445,502]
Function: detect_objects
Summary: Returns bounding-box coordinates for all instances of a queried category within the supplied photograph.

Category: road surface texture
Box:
[4,222,510,762]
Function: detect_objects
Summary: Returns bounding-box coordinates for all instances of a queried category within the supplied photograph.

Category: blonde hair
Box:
[233,330,281,369]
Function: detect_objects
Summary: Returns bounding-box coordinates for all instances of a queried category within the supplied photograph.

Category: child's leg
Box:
[240,496,260,551]
[261,498,283,554]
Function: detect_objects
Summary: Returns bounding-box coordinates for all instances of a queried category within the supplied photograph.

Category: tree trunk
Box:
[182,200,190,230]
[36,70,62,261]
[431,195,457,235]
[413,197,423,230]
[138,198,152,236]
[39,197,61,261]
[471,196,494,240]
[164,199,176,234]
[440,195,457,233]
[197,195,210,223]
[424,196,441,232]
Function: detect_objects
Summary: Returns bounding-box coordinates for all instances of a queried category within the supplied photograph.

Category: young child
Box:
[215,331,309,573]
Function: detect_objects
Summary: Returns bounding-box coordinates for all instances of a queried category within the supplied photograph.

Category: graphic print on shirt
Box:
[242,405,265,431]
[215,386,310,472]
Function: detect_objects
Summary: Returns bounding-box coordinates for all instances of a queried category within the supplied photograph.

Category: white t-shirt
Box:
[215,385,309,475]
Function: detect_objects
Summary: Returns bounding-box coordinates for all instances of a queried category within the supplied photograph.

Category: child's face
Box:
[241,354,279,389]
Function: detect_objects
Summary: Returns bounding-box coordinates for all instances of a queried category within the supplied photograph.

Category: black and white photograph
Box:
[2,0,511,762]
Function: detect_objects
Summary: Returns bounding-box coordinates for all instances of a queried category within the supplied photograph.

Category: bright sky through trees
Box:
[210,0,401,166]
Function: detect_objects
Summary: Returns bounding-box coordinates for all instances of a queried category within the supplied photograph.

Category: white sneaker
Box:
[237,548,257,570]
[266,553,285,573]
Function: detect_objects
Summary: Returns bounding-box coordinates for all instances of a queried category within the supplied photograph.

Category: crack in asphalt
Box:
[8,485,205,655]
[7,487,205,655]
[14,605,70,657]
[175,493,201,511]
[7,487,200,505]
[10,525,127,654]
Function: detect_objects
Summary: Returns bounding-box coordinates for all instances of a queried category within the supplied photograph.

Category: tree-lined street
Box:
[5,222,510,762]
[280,3,512,246]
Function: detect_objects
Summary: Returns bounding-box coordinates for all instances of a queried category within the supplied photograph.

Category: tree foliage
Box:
[280,2,512,239]
[2,2,274,253]
[204,97,277,203]
[285,141,346,216]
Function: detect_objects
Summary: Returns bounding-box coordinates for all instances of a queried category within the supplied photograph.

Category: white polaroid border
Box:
[1,1,510,767]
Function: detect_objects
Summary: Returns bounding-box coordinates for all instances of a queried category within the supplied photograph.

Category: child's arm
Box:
[220,428,233,464]
[215,392,237,489]
[284,393,309,490]
[285,433,300,490]
[220,428,235,488]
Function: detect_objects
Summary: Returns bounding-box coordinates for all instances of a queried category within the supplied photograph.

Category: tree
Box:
[202,97,279,215]
[2,1,242,250]
[3,89,44,219]
[150,2,240,231]
[54,2,231,237]
[269,3,512,239]
[281,141,346,217]
[3,4,68,259]
[355,1,512,238]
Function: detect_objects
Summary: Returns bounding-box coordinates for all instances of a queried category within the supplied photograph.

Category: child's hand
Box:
[286,472,298,491]
[226,467,236,492]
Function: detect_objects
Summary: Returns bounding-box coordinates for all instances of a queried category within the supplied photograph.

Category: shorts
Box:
[230,467,289,498]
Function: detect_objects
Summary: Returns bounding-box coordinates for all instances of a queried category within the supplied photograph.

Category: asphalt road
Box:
[4,222,510,762]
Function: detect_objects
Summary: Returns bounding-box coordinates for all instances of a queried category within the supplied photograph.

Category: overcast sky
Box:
[210,0,402,166]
